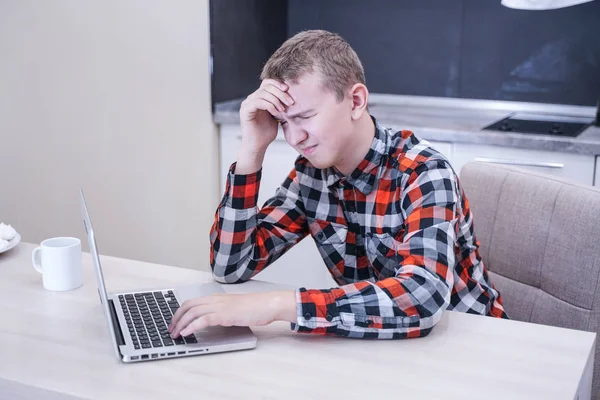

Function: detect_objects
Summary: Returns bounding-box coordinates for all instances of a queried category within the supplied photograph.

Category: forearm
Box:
[271,290,297,323]
[235,142,266,175]
[291,268,451,339]
[210,164,309,284]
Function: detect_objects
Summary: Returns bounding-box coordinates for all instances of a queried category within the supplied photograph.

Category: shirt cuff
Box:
[290,288,341,334]
[223,162,262,210]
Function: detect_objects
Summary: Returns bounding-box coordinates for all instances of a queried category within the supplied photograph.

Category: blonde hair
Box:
[260,30,365,102]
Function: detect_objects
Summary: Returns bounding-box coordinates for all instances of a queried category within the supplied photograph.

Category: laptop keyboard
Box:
[118,291,198,350]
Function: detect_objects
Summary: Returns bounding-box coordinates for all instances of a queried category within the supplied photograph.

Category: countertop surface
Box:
[214,94,600,156]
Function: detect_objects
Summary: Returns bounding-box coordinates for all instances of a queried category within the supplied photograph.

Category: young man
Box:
[169,30,507,340]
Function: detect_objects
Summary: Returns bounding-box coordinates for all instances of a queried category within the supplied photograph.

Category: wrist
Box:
[270,290,297,323]
[235,145,266,175]
[240,136,269,157]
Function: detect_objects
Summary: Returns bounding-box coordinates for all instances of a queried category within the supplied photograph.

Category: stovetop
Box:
[483,113,594,137]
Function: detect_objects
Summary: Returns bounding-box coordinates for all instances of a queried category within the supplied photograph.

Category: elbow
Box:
[212,272,245,284]
[394,285,450,339]
[210,260,248,284]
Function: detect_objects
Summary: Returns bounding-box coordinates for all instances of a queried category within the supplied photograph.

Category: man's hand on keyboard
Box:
[168,290,297,338]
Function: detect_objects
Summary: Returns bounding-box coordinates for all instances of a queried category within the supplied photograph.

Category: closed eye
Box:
[295,114,315,120]
[277,114,316,125]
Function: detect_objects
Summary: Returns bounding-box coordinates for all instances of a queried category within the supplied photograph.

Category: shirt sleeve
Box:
[291,159,458,339]
[209,162,309,283]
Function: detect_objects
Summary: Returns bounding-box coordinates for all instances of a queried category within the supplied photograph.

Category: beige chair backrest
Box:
[459,161,600,397]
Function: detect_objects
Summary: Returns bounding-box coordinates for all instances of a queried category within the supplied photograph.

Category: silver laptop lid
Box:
[79,188,122,360]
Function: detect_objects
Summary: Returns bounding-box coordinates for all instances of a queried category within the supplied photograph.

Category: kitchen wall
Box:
[211,0,600,106]
[0,0,219,272]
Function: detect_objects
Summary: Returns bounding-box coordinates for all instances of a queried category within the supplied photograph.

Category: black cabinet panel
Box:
[460,1,600,105]
[288,0,462,98]
[210,1,600,106]
[210,0,287,104]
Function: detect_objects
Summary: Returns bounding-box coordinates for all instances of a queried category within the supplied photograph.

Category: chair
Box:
[459,161,600,398]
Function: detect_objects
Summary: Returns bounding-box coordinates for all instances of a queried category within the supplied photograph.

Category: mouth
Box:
[301,145,317,156]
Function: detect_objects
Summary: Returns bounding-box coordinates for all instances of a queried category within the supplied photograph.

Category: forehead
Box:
[284,72,331,104]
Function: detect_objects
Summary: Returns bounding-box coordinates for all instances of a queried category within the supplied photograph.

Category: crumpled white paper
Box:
[0,223,17,241]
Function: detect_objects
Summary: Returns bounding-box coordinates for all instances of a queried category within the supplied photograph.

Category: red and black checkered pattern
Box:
[210,118,507,339]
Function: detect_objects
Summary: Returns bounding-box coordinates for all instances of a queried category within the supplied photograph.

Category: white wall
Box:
[0,0,219,271]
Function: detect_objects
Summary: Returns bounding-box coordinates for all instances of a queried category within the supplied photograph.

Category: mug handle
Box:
[31,247,43,274]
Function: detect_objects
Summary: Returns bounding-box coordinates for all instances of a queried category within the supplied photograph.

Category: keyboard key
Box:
[163,339,174,346]
[174,337,185,345]
[184,335,197,344]
[134,344,140,349]
[152,341,163,348]
[142,343,151,349]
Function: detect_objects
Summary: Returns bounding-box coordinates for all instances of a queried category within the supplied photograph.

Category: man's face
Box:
[273,72,354,170]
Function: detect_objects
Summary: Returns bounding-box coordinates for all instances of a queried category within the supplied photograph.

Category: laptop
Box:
[79,189,257,362]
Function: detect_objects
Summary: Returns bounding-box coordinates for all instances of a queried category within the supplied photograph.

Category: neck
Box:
[335,114,376,176]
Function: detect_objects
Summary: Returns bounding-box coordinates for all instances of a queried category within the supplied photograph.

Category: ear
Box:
[349,83,369,120]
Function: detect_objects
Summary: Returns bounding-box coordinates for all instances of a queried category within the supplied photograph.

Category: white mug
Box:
[31,237,83,291]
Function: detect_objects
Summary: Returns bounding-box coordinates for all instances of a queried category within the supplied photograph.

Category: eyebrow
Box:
[286,109,316,119]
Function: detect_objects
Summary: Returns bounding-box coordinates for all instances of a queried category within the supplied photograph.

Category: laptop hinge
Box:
[108,299,126,346]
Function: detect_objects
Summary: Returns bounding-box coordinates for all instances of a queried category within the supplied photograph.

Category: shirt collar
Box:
[325,116,391,195]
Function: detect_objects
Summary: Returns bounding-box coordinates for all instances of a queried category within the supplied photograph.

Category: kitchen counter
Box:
[214,94,600,156]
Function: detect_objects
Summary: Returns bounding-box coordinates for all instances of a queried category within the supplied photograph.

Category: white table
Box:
[0,242,596,399]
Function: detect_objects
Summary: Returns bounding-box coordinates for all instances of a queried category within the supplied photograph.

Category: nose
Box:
[286,126,308,147]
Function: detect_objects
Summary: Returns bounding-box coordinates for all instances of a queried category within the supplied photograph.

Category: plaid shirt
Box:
[210,118,507,339]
